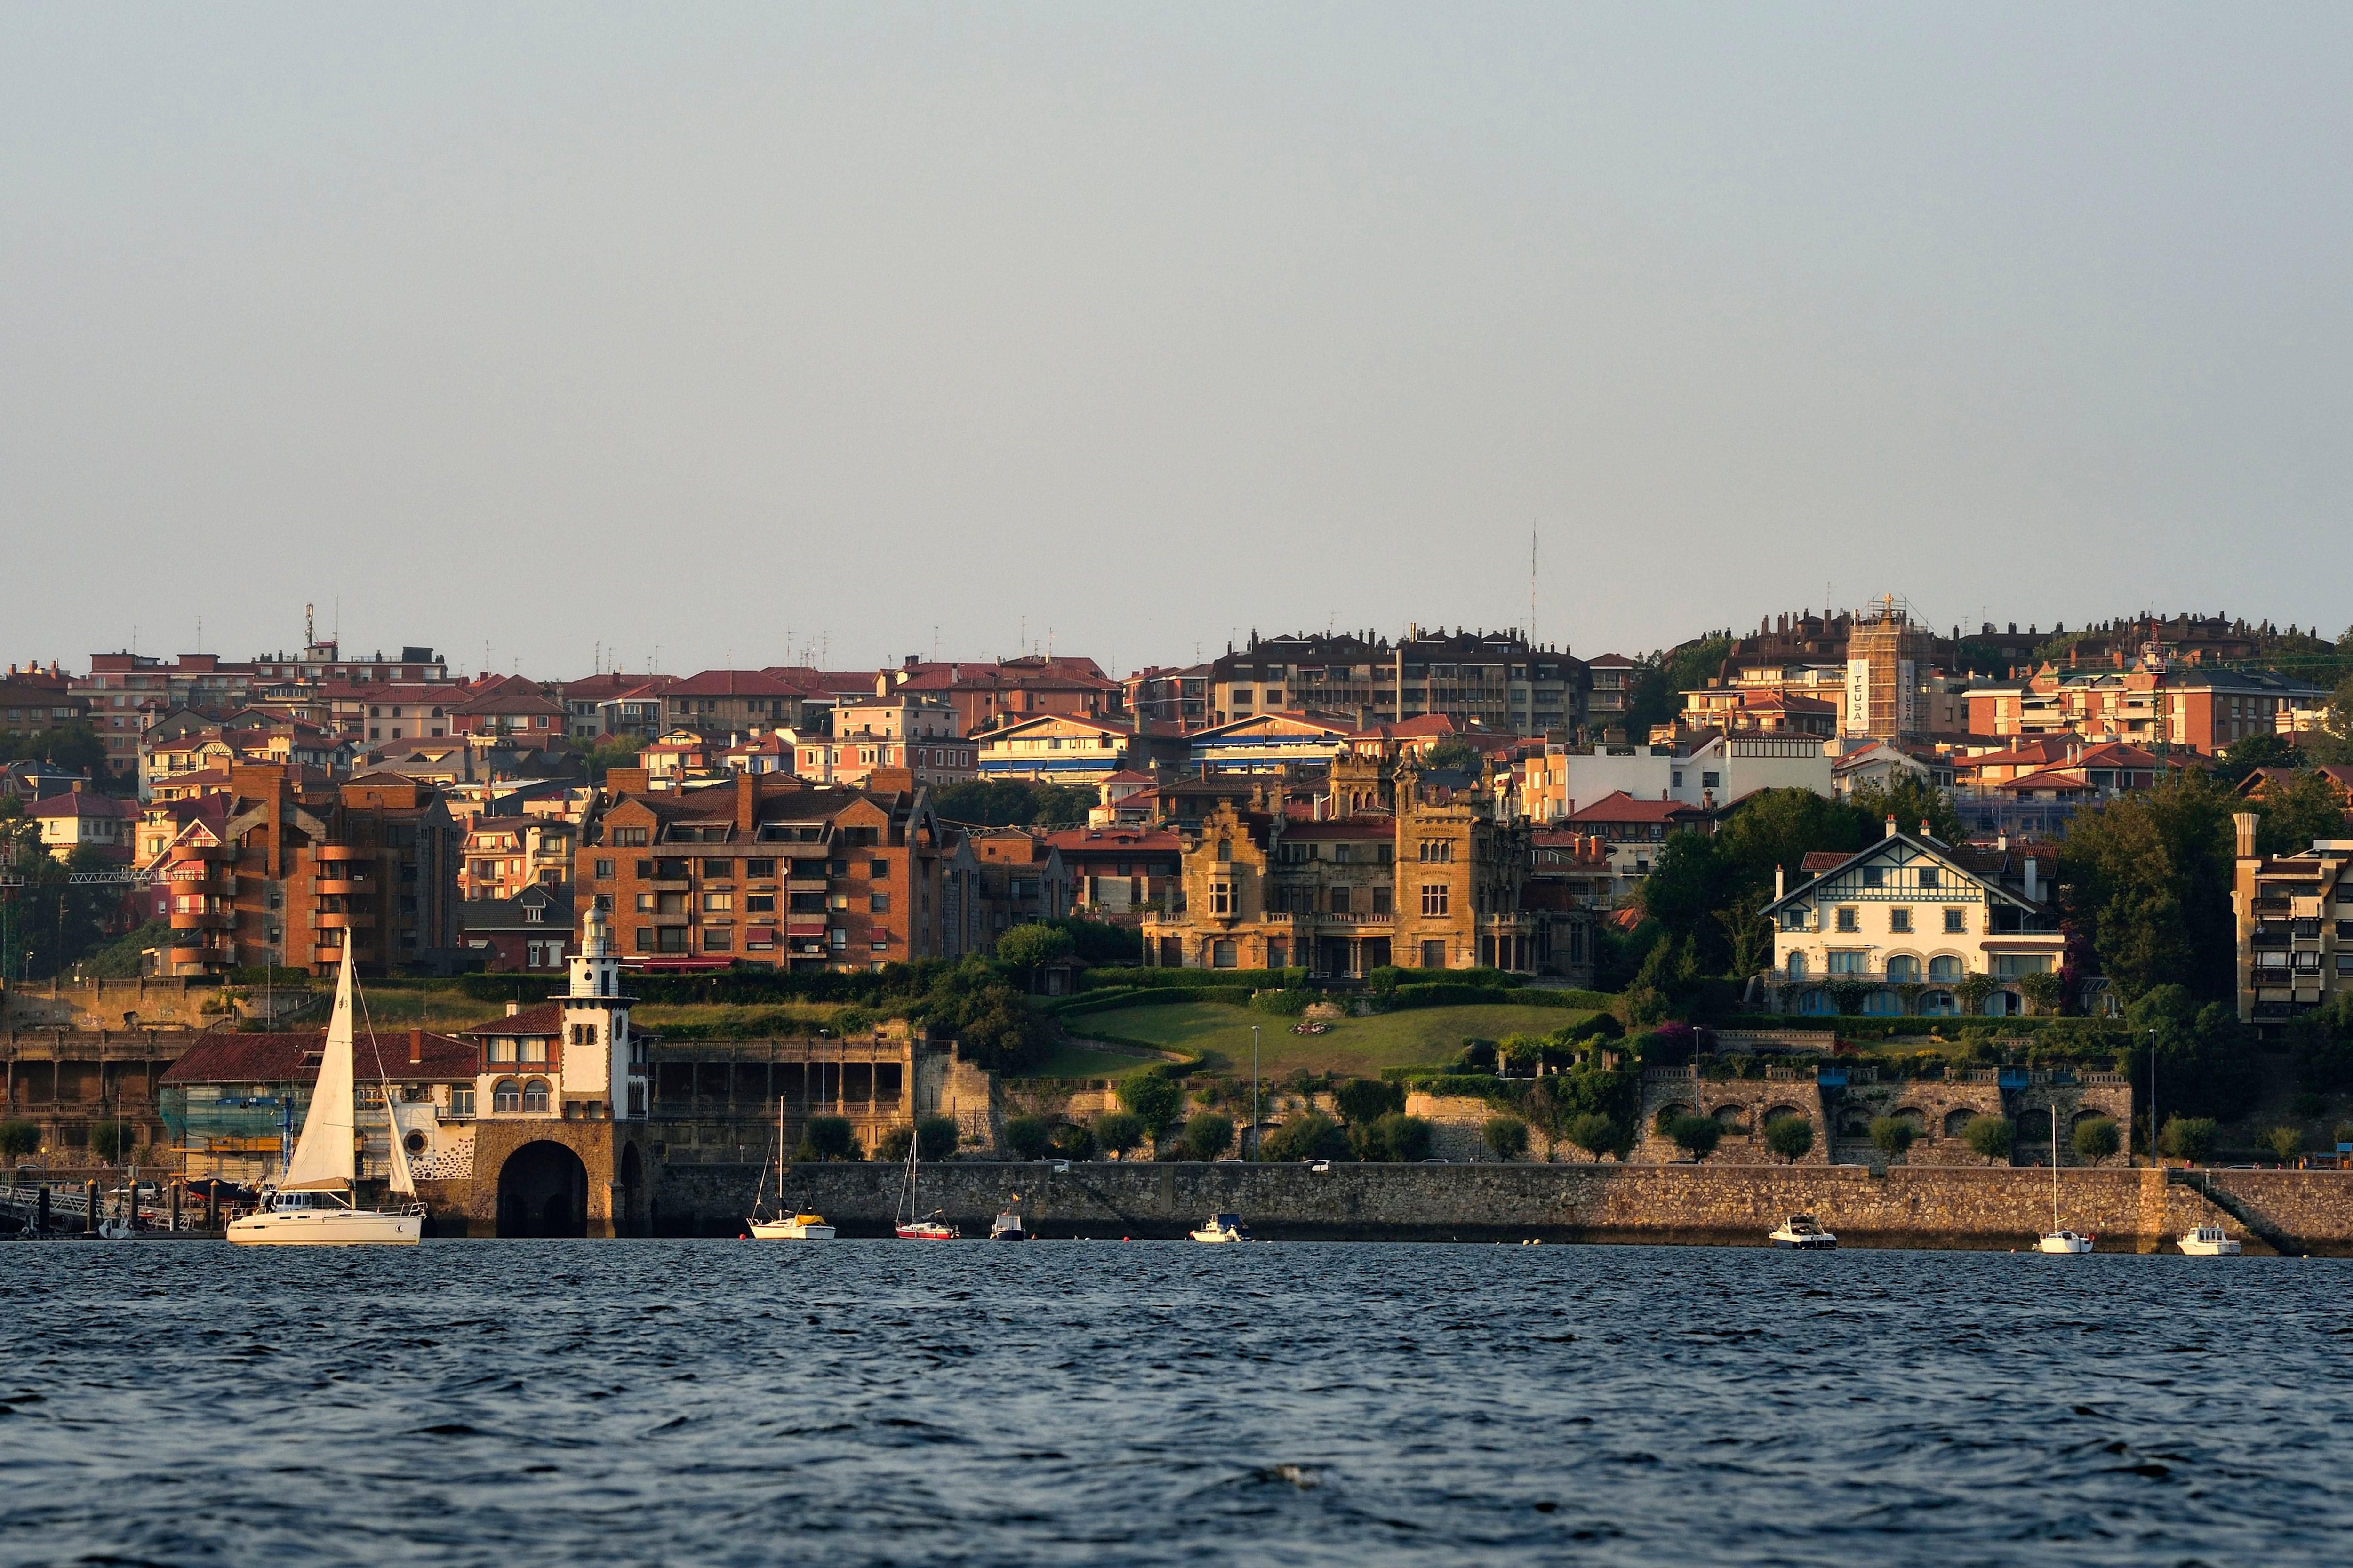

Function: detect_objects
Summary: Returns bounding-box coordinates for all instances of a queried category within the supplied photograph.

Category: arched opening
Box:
[1943,1109,1976,1139]
[497,1140,588,1238]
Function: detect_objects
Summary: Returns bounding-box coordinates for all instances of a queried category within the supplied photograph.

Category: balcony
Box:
[169,910,233,931]
[315,844,363,863]
[314,911,376,930]
[2251,929,2291,950]
[316,877,371,896]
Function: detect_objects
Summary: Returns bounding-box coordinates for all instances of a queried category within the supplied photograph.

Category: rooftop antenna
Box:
[306,603,316,648]
[1529,520,1537,645]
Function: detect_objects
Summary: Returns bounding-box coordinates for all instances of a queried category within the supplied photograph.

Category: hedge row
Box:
[1078,967,1305,992]
[1707,1012,2137,1044]
[1387,983,1595,1012]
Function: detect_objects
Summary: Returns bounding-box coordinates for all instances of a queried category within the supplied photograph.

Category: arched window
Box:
[1928,955,1963,982]
[522,1079,552,1113]
[1885,955,1920,984]
[492,1079,522,1114]
[1786,952,1808,979]
[1920,990,1957,1016]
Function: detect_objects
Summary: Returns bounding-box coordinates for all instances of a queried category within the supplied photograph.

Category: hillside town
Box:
[6,599,2353,1238]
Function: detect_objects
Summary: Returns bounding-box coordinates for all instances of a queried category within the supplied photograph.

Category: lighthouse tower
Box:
[564,902,642,1119]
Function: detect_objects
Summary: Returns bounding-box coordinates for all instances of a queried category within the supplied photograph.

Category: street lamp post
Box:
[2149,1027,2159,1165]
[1250,1025,1260,1160]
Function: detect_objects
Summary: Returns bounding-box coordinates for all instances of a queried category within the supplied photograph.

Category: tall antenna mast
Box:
[1529,520,1538,645]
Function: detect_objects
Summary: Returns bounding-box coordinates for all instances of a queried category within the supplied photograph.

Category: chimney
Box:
[736,769,758,833]
[1919,818,1931,839]
[2234,811,2258,860]
[1884,814,1897,839]
[1997,832,2008,852]
[409,1027,423,1065]
[1774,864,1785,899]
[505,1000,521,1017]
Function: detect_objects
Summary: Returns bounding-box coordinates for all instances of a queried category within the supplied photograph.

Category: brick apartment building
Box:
[889,655,1123,736]
[573,769,952,972]
[0,667,86,744]
[1207,627,1590,737]
[1965,659,2325,754]
[144,764,463,978]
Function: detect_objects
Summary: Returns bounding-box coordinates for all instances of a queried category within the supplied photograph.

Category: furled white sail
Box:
[384,1095,418,1196]
[280,943,358,1191]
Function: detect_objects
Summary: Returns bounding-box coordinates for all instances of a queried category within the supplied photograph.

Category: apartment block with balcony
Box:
[1208,627,1588,738]
[2232,810,2353,1028]
[1761,823,2065,1018]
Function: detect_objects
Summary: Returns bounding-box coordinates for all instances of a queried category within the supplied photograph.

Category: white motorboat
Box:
[2178,1224,2241,1256]
[751,1213,837,1240]
[227,945,424,1248]
[1769,1214,1837,1249]
[1189,1212,1249,1244]
[989,1199,1031,1241]
[2036,1114,2093,1253]
[746,1098,836,1240]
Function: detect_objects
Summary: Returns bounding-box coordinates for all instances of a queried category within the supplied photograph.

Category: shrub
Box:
[1260,1110,1348,1163]
[1481,1115,1529,1161]
[1335,1079,1405,1126]
[0,1119,38,1161]
[1563,1112,1620,1161]
[1050,1122,1097,1161]
[1869,1116,1916,1160]
[1002,1115,1055,1161]
[1115,1073,1184,1141]
[2337,1120,2353,1149]
[1362,1112,1433,1163]
[1177,1112,1235,1162]
[795,1116,859,1163]
[88,1120,132,1164]
[994,923,1077,976]
[1961,1115,2015,1162]
[915,1115,960,1162]
[2159,1115,2219,1165]
[874,1126,914,1164]
[2263,1125,2305,1164]
[1250,988,1315,1016]
[2290,1091,2328,1119]
[1093,1111,1145,1160]
[1662,1114,1721,1160]
[2070,1117,2121,1166]
[1762,1115,1815,1164]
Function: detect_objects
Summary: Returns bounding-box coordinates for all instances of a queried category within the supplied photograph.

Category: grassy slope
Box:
[1068,1001,1593,1079]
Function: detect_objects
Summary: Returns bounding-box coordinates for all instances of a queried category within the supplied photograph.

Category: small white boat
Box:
[1189,1212,1249,1244]
[989,1200,1031,1242]
[750,1212,836,1240]
[1769,1214,1837,1249]
[227,944,424,1248]
[2178,1224,2241,1256]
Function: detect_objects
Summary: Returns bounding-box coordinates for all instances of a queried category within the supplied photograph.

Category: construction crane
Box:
[0,865,159,982]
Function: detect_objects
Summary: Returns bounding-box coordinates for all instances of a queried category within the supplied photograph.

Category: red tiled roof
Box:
[29,791,134,819]
[668,669,814,698]
[1566,791,1706,824]
[161,1029,479,1085]
[457,1002,564,1038]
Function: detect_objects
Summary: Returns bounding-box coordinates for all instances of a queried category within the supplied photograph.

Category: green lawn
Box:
[1025,1042,1171,1080]
[1067,1001,1593,1079]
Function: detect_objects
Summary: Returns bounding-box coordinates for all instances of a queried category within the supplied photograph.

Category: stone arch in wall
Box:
[496,1140,589,1238]
[1763,1104,1807,1125]
[1653,1102,1690,1130]
[1889,1106,1926,1132]
[1942,1109,1975,1139]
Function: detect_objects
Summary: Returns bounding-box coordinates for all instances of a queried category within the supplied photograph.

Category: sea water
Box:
[2,1240,2345,1567]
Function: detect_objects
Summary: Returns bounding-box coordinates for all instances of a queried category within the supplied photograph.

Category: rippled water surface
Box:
[3,1240,2347,1567]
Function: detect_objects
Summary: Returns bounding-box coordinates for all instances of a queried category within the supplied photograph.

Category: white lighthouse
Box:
[564,902,643,1119]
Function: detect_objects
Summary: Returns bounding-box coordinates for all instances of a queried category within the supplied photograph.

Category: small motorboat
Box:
[989,1200,1031,1242]
[896,1210,960,1241]
[2037,1230,2094,1254]
[2178,1224,2241,1256]
[750,1213,836,1240]
[1769,1214,1837,1250]
[1189,1212,1249,1244]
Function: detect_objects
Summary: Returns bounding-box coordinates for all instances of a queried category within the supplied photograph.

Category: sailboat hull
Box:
[227,1209,421,1247]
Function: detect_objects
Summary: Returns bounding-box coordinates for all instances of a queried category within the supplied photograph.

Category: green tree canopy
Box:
[2071,1117,2121,1165]
[931,779,1094,829]
[1763,1115,1815,1163]
[1869,1116,1916,1160]
[2060,771,2238,1004]
[1115,1073,1184,1139]
[1091,1111,1145,1159]
[2252,769,2350,856]
[994,923,1076,975]
[1260,1110,1348,1163]
[1961,1115,2015,1162]
[1481,1115,1529,1161]
[1334,1078,1405,1125]
[1002,1115,1054,1161]
[1176,1112,1235,1161]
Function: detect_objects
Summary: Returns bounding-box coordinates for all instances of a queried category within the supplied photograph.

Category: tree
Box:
[1260,1111,1348,1163]
[1622,636,1734,738]
[2124,986,2262,1122]
[1001,1115,1054,1161]
[2071,1117,2121,1166]
[1050,1122,1096,1160]
[2158,1115,2219,1165]
[931,779,1093,830]
[1351,1112,1432,1163]
[0,720,109,781]
[1869,1116,1916,1161]
[88,1120,132,1164]
[1092,1111,1144,1160]
[0,1120,38,1161]
[915,1115,960,1161]
[875,1126,915,1163]
[1115,1073,1184,1148]
[1334,1078,1405,1126]
[2061,772,2239,1004]
[1763,1115,1815,1164]
[795,1116,858,1162]
[995,923,1077,977]
[2263,1125,2305,1165]
[1177,1112,1235,1161]
[2253,769,2351,857]
[1420,738,1481,774]
[1563,1112,1621,1161]
[1664,1113,1721,1161]
[1482,1115,1529,1161]
[577,735,646,783]
[2214,732,2301,786]
[1962,1115,2015,1163]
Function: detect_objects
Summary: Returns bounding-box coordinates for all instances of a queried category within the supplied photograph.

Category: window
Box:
[489,1037,518,1064]
[869,893,890,913]
[633,926,652,952]
[1701,772,1719,789]
[1827,950,1866,975]
[1421,883,1449,917]
[1992,954,2054,977]
[492,1079,521,1113]
[1862,866,1883,888]
[657,927,689,953]
[870,859,888,879]
[704,891,733,912]
[746,858,776,877]
[746,893,775,912]
[829,928,848,950]
[634,892,655,912]
[703,858,733,879]
[594,858,615,880]
[1371,886,1393,917]
[1216,839,1233,863]
[1209,940,1238,970]
[1420,940,1447,968]
[1919,867,1939,888]
[1786,952,1808,978]
[1886,955,1920,983]
[1889,908,1912,933]
[522,1080,551,1114]
[705,928,733,952]
[1928,955,1963,982]
[521,1037,548,1063]
[613,827,649,847]
[1835,907,1858,933]
[1944,908,1966,934]
[449,1087,474,1118]
[1209,881,1235,917]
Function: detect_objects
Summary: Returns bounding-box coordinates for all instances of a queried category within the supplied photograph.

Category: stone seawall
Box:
[649,1160,2318,1252]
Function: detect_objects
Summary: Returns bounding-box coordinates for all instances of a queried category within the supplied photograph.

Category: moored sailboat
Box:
[895,1126,959,1240]
[226,944,424,1247]
[748,1096,835,1240]
[2037,1111,2092,1253]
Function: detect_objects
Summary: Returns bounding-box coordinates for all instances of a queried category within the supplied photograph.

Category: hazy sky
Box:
[5,4,2350,680]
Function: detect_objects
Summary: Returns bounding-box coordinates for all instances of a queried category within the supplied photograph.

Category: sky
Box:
[4,3,2350,681]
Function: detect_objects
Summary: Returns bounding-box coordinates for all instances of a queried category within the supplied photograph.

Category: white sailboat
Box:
[2038,1112,2093,1254]
[226,944,424,1247]
[895,1128,959,1240]
[747,1096,834,1240]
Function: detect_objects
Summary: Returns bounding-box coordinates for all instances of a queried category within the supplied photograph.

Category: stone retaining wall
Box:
[647,1159,2287,1251]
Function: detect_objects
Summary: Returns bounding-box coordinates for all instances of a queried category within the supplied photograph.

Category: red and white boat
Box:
[894,1126,961,1240]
